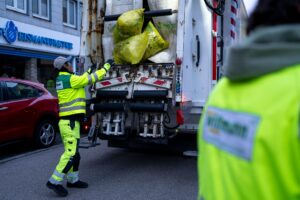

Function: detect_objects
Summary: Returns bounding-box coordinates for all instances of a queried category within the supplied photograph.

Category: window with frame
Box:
[32,0,50,20]
[78,2,82,29]
[5,82,42,101]
[0,82,5,102]
[63,0,77,28]
[6,0,27,14]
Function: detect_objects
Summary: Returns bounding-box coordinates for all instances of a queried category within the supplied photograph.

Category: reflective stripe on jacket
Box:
[198,65,300,200]
[56,69,106,117]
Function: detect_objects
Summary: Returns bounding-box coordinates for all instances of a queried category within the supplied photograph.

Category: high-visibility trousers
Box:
[49,119,81,184]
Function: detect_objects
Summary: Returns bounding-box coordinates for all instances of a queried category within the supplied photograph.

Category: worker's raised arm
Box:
[70,61,112,88]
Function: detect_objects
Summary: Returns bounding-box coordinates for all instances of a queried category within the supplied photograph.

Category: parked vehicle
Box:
[0,78,58,148]
[78,0,247,149]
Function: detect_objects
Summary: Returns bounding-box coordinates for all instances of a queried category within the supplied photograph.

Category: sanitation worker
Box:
[46,56,113,197]
[198,0,300,199]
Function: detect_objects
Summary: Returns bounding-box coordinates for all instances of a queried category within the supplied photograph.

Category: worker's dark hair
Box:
[52,63,69,79]
[59,66,69,73]
[246,0,300,34]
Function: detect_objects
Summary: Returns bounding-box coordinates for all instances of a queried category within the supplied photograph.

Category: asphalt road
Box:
[0,138,198,200]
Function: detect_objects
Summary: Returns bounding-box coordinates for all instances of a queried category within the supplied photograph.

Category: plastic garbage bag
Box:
[103,0,143,61]
[113,8,145,44]
[113,32,149,64]
[143,21,169,60]
[147,0,178,63]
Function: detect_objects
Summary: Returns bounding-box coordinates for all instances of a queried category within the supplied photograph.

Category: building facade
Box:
[0,0,82,91]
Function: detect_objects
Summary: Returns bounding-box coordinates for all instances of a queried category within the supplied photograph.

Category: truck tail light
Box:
[176,109,184,125]
[175,57,182,65]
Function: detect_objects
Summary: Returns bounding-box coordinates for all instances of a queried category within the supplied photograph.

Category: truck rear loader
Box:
[78,0,247,150]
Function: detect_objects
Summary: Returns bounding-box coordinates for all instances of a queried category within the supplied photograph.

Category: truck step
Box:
[96,90,128,99]
[133,90,168,99]
[93,103,125,112]
[129,103,166,112]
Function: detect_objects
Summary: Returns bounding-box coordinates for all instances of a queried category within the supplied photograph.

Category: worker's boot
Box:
[67,180,89,188]
[46,181,68,197]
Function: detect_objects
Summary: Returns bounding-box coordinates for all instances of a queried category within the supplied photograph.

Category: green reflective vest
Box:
[56,69,106,117]
[198,65,300,200]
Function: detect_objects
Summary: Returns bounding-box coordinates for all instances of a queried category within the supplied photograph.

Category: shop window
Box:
[32,0,50,20]
[6,0,27,14]
[37,59,56,96]
[63,0,77,28]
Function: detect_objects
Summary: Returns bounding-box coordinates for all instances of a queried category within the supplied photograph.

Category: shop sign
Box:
[0,20,73,50]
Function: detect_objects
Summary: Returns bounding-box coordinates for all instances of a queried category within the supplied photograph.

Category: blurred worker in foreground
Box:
[198,0,300,199]
[46,56,113,197]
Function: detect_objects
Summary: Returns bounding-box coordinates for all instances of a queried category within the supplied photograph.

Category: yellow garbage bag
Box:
[143,21,169,60]
[113,8,145,44]
[113,32,149,65]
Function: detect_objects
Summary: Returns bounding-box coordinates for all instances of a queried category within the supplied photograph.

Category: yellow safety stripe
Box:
[88,74,92,84]
[49,177,62,184]
[59,106,86,113]
[53,170,64,179]
[92,72,99,81]
[67,172,79,183]
[59,98,86,108]
[87,73,99,85]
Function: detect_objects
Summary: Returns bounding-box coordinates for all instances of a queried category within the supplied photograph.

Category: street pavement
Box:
[0,138,198,200]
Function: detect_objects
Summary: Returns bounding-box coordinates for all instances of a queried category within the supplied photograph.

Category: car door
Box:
[0,81,36,143]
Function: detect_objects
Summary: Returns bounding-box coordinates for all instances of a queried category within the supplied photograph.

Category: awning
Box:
[0,46,66,60]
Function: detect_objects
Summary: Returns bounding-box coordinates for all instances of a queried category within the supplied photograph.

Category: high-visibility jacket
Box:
[56,69,106,117]
[198,65,300,200]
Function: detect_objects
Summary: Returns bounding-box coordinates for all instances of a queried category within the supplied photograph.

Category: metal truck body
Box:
[79,0,247,148]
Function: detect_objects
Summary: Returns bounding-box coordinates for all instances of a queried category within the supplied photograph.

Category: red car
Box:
[0,78,59,148]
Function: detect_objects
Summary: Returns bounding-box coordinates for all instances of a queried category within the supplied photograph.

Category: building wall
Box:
[0,0,82,92]
[0,0,81,36]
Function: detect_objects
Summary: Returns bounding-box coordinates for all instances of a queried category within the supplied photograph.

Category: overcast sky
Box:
[244,0,258,14]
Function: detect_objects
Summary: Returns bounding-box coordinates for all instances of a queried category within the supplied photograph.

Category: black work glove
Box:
[106,59,114,66]
[87,64,97,74]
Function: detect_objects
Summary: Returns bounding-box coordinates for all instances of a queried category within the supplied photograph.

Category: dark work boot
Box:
[67,180,89,188]
[46,181,68,197]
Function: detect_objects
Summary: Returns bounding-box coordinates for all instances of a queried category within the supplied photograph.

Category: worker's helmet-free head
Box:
[246,0,300,34]
[53,56,72,70]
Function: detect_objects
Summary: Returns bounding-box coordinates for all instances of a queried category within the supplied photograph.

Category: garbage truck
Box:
[77,0,247,150]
